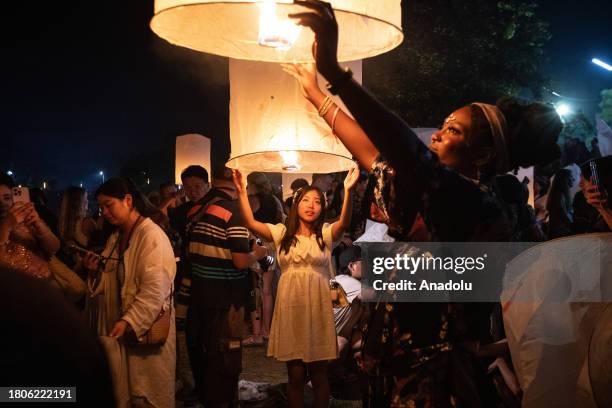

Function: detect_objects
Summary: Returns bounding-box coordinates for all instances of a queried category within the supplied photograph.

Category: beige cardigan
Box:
[88,217,176,407]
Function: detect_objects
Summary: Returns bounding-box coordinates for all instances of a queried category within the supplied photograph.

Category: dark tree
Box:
[364,0,552,126]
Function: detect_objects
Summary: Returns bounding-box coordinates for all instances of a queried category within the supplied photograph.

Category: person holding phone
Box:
[573,156,612,233]
[80,177,176,408]
[0,174,60,278]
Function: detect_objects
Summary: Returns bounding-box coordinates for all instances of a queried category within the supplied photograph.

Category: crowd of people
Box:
[1,1,611,407]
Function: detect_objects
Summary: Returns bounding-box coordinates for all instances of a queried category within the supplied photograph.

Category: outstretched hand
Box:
[343,164,360,192]
[232,169,247,196]
[281,62,319,99]
[290,0,342,81]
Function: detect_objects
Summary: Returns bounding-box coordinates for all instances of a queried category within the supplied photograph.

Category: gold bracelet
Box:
[318,96,333,117]
[331,105,341,135]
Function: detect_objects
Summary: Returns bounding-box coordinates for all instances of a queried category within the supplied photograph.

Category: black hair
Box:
[290,178,309,191]
[211,164,233,181]
[546,169,574,214]
[95,177,155,218]
[159,181,175,191]
[280,186,326,255]
[0,173,15,189]
[497,96,563,169]
[180,165,209,183]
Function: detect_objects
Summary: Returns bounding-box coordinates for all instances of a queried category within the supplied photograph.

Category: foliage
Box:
[364,0,552,126]
[600,88,612,125]
[557,110,596,146]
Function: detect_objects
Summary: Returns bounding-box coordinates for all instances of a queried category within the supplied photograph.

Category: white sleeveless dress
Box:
[265,223,338,362]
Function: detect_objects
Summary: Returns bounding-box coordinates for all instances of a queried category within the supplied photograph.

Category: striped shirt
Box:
[188,190,250,281]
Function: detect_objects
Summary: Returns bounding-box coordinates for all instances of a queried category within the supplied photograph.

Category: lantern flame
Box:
[258,0,302,51]
[280,150,301,171]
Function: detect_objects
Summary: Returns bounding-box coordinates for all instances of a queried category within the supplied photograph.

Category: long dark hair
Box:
[546,169,574,214]
[280,186,326,255]
[95,177,155,219]
[58,186,87,242]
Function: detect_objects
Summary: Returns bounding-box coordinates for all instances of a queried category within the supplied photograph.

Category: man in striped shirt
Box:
[186,165,267,408]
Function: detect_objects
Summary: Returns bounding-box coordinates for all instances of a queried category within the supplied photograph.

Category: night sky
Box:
[2,0,611,190]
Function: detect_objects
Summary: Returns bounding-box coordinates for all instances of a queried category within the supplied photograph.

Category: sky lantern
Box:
[175,134,211,184]
[150,0,403,63]
[226,59,362,173]
[151,0,402,173]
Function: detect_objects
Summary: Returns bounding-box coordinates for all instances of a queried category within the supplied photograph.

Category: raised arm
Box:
[231,169,273,242]
[291,0,428,174]
[331,165,358,241]
[282,63,379,170]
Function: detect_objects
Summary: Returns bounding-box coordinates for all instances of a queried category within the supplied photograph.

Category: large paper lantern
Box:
[175,134,211,184]
[226,59,361,173]
[150,0,403,63]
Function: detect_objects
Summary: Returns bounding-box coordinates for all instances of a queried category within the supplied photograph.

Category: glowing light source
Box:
[258,0,301,51]
[279,151,300,172]
[150,0,403,63]
[592,58,612,72]
[556,103,572,117]
[226,59,361,173]
[6,170,13,176]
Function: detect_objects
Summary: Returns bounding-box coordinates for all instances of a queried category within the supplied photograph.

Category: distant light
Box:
[6,170,13,176]
[99,171,104,176]
[79,182,83,188]
[556,103,572,117]
[43,182,47,189]
[592,58,612,71]
[147,178,150,185]
[552,91,561,97]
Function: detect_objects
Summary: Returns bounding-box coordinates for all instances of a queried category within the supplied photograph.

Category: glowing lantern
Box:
[150,0,403,63]
[175,134,211,184]
[226,58,361,173]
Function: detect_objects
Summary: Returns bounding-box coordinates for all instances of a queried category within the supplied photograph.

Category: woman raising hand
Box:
[233,165,359,408]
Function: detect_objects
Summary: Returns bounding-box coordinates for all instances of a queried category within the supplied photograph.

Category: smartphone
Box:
[590,161,608,201]
[12,187,30,204]
[65,243,93,256]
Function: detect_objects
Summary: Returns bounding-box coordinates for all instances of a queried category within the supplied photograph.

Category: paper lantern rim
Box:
[150,1,404,62]
[226,150,355,173]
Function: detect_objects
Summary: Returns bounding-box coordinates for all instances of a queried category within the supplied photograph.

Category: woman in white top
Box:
[233,166,359,408]
[82,177,176,408]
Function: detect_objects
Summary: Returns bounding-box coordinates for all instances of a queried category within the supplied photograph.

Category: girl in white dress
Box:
[233,166,359,408]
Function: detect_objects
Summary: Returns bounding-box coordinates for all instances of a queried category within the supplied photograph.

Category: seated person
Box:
[332,244,366,352]
[329,244,368,401]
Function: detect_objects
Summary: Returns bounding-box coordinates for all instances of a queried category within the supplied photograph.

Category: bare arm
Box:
[231,169,273,242]
[331,166,358,241]
[290,0,428,175]
[282,63,378,170]
[23,203,60,256]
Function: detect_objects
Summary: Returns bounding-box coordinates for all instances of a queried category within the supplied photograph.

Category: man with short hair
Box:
[170,165,210,241]
[185,164,267,408]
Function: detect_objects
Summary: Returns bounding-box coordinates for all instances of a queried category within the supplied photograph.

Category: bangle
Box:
[331,105,341,135]
[326,67,353,95]
[318,96,333,117]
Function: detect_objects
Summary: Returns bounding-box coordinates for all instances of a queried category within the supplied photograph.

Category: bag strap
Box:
[185,195,226,244]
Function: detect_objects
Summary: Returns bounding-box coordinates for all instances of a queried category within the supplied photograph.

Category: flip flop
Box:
[243,335,264,347]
